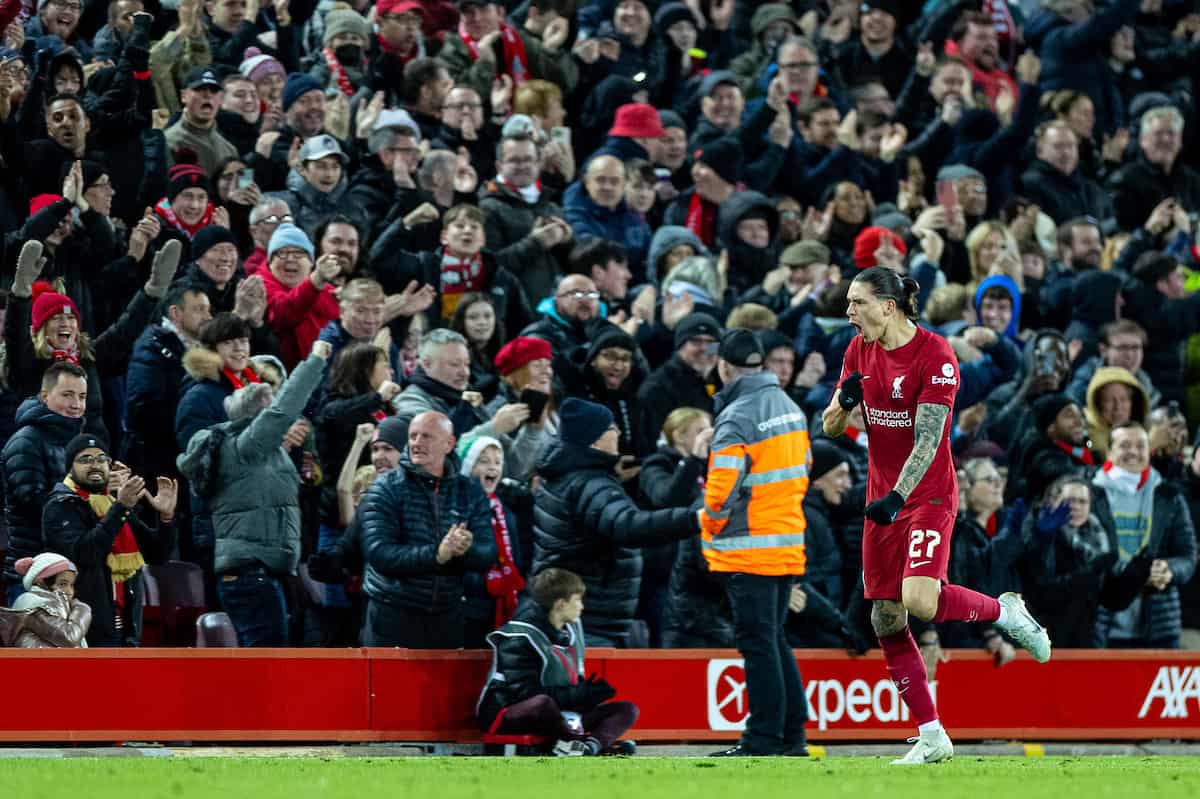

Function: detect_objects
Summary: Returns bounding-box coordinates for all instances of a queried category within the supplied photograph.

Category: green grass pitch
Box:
[4,756,1199,798]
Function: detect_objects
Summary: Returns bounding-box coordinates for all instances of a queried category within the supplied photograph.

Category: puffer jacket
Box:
[43,484,173,646]
[531,439,700,647]
[562,181,652,282]
[177,351,326,577]
[6,592,92,648]
[700,372,809,577]
[661,534,735,648]
[0,400,84,584]
[358,453,496,614]
[801,491,843,609]
[267,181,367,243]
[1084,366,1150,459]
[123,323,188,477]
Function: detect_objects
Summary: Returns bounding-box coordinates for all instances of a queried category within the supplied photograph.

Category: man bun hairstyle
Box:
[852,266,920,321]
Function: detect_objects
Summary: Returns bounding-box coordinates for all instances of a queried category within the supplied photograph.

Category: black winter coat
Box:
[0,401,84,584]
[636,354,714,450]
[42,483,174,646]
[1018,159,1114,225]
[477,179,569,303]
[122,324,187,478]
[315,391,391,524]
[1107,151,1200,233]
[359,455,497,614]
[661,534,734,648]
[801,492,844,610]
[531,440,699,646]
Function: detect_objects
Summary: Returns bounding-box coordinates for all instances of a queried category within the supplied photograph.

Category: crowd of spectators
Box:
[0,0,1199,657]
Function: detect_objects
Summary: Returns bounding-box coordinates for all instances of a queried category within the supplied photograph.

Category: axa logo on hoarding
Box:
[706,659,922,731]
[1138,666,1200,719]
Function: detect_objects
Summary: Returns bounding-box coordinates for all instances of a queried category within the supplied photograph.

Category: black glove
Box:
[306,550,344,583]
[839,624,871,656]
[581,674,616,705]
[838,371,864,411]
[865,490,905,525]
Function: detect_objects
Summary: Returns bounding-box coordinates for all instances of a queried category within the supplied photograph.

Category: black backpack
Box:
[189,427,230,499]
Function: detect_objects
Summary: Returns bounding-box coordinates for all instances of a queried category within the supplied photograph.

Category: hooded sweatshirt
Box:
[1084,366,1151,459]
[975,273,1022,341]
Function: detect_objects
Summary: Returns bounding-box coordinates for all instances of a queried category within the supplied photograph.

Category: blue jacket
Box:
[124,324,187,474]
[562,181,652,281]
[955,334,1021,412]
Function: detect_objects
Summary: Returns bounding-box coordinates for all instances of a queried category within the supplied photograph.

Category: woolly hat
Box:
[374,107,422,140]
[457,434,504,478]
[192,225,239,261]
[718,328,764,368]
[559,398,615,448]
[653,2,697,35]
[15,552,78,592]
[587,323,637,363]
[268,223,315,260]
[64,432,109,468]
[31,281,81,332]
[658,109,686,132]
[609,103,665,138]
[780,240,831,268]
[1032,393,1076,436]
[494,336,552,376]
[282,72,323,112]
[810,439,848,482]
[861,0,900,18]
[374,416,408,451]
[166,160,210,202]
[698,69,739,99]
[60,159,107,190]
[323,4,371,46]
[674,311,722,350]
[852,226,907,269]
[936,164,985,183]
[750,3,797,38]
[29,194,64,217]
[240,47,286,83]
[695,137,743,186]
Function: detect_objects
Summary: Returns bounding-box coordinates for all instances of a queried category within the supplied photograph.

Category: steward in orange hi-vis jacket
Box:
[700,330,811,758]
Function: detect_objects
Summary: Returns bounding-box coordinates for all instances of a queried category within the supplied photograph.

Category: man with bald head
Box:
[564,155,652,281]
[521,273,602,359]
[358,409,497,647]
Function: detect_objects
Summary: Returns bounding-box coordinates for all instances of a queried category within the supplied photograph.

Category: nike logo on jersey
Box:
[909,560,933,569]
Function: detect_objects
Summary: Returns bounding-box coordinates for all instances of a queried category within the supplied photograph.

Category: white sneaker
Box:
[996,592,1052,663]
[890,729,954,765]
[552,740,587,757]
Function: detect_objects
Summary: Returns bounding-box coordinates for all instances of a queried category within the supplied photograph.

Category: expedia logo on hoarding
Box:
[1138,666,1200,719]
[706,659,920,731]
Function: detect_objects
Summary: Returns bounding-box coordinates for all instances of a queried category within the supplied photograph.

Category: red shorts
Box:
[862,505,955,600]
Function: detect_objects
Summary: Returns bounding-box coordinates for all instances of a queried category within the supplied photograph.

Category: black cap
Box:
[719,329,765,368]
[184,66,221,90]
[457,0,490,8]
[65,433,109,467]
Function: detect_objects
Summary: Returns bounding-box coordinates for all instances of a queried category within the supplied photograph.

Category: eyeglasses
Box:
[273,248,310,261]
[597,350,633,364]
[557,290,601,301]
[88,179,114,192]
[75,454,110,466]
[253,214,293,225]
[444,102,484,112]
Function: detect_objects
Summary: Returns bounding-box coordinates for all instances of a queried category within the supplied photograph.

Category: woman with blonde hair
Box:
[965,221,1023,291]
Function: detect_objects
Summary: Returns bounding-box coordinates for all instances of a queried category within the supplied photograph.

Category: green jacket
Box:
[437,29,578,103]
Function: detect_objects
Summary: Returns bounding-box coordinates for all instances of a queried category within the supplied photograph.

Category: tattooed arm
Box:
[893,403,949,498]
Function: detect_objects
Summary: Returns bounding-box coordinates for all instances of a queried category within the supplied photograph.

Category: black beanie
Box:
[375,416,407,451]
[696,137,743,186]
[674,312,723,350]
[559,398,615,448]
[588,323,638,364]
[810,439,847,482]
[1032,393,1075,436]
[166,160,211,202]
[653,2,696,36]
[191,225,239,261]
[62,159,108,191]
[65,433,110,468]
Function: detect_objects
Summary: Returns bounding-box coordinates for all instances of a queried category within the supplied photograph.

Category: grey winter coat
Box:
[176,351,326,576]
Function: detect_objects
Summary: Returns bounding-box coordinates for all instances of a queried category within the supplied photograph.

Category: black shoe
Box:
[782,745,810,757]
[603,740,637,756]
[710,743,773,757]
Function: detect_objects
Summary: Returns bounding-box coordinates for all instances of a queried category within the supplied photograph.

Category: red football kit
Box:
[840,325,960,599]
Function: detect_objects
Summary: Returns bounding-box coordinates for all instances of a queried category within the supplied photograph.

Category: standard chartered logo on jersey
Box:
[706,659,933,731]
[863,402,913,429]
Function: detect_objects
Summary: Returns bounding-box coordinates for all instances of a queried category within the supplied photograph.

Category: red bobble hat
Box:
[31,281,81,333]
[494,336,553,376]
[852,225,907,269]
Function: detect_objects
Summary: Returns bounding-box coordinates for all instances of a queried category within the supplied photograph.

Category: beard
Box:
[75,470,108,492]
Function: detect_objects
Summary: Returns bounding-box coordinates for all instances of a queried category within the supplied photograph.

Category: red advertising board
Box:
[0,648,1196,742]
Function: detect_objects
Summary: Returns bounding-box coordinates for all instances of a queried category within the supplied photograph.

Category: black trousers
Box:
[362,599,464,648]
[724,572,808,753]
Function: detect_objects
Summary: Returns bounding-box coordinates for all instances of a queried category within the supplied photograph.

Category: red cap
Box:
[29,194,64,217]
[31,281,82,333]
[494,336,553,376]
[376,0,425,18]
[609,103,666,139]
[853,226,907,269]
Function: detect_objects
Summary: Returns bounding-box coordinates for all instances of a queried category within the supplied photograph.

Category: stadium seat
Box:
[140,568,164,645]
[145,561,207,646]
[480,733,548,756]
[195,612,239,648]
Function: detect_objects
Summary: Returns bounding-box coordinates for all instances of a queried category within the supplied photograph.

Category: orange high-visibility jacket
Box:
[699,372,809,576]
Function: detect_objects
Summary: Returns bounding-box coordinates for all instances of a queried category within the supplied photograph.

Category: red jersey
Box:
[840,325,959,514]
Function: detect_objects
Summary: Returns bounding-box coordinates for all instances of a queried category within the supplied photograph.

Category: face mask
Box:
[334,44,363,64]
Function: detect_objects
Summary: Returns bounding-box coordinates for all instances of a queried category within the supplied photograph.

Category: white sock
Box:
[918,720,943,736]
[997,604,1010,627]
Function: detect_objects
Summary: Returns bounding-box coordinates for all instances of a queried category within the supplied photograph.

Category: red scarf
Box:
[1101,460,1151,489]
[155,197,215,240]
[1055,439,1095,466]
[684,190,717,247]
[459,21,530,84]
[66,478,144,614]
[372,409,387,421]
[50,347,80,365]
[222,365,261,390]
[485,493,524,627]
[787,80,829,107]
[498,175,541,204]
[440,247,485,320]
[377,32,418,66]
[321,48,357,97]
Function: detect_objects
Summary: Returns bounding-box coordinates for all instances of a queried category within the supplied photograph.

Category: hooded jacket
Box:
[715,190,780,295]
[177,351,326,577]
[646,225,709,286]
[531,439,699,647]
[974,274,1022,341]
[0,400,84,584]
[1084,366,1151,458]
